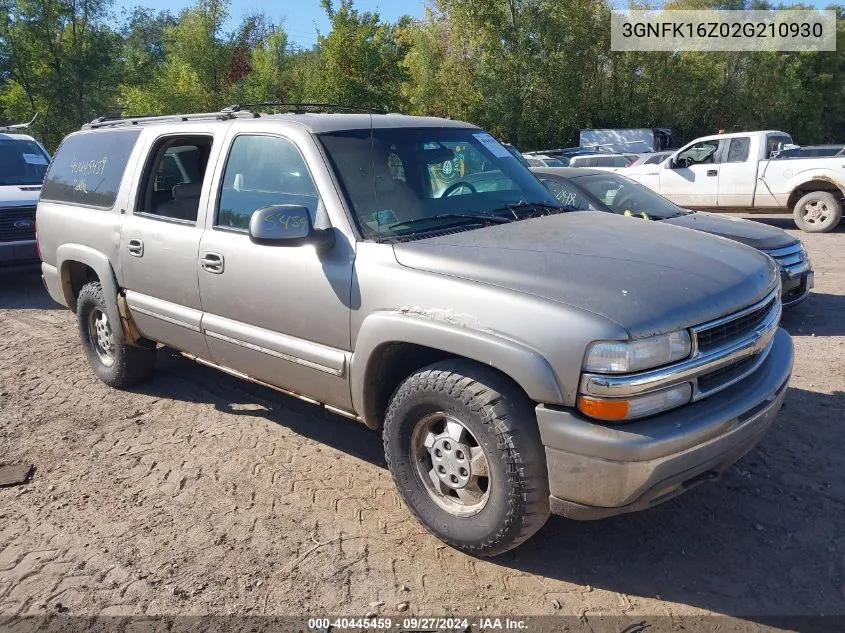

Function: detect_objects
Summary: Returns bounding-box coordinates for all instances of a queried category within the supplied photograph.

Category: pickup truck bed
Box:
[625,130,845,233]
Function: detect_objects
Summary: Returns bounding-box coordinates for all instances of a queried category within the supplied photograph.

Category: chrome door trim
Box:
[202,313,347,377]
[125,291,203,333]
[130,307,201,332]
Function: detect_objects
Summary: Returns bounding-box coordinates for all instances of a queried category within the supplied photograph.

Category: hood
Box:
[0,184,41,207]
[660,211,796,251]
[392,212,779,337]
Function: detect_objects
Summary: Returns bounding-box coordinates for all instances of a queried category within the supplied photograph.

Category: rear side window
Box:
[137,136,213,223]
[41,129,141,208]
[725,137,751,163]
[766,134,792,158]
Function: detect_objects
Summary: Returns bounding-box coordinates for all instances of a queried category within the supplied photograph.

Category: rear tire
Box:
[793,191,842,233]
[383,360,550,557]
[77,281,156,388]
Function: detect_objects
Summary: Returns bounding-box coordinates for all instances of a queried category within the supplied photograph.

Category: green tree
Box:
[0,0,123,149]
[313,0,409,110]
[119,0,236,114]
[400,7,481,121]
[120,7,176,89]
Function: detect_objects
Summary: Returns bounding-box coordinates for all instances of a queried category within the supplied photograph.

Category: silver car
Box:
[36,107,793,555]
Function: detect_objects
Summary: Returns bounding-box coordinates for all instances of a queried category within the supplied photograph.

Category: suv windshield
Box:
[0,138,50,186]
[569,172,689,219]
[318,127,560,240]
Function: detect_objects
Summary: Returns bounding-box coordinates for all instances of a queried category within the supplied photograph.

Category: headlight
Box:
[578,383,692,422]
[799,242,809,261]
[583,330,692,374]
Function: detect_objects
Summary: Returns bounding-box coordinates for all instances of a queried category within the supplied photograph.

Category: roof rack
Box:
[83,110,246,129]
[83,103,388,130]
[222,102,387,115]
[0,113,39,134]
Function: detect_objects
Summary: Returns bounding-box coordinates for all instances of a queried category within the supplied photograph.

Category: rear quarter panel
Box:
[36,130,150,282]
[760,159,845,207]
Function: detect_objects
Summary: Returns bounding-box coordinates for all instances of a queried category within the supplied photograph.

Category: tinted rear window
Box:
[41,130,142,208]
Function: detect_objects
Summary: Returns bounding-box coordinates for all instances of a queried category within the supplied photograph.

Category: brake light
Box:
[625,161,635,167]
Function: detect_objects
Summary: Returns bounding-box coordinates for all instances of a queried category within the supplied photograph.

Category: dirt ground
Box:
[1,214,844,627]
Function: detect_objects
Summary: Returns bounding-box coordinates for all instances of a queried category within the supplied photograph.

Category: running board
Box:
[179,352,362,422]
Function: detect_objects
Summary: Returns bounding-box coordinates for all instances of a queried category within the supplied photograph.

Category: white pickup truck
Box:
[625,130,845,233]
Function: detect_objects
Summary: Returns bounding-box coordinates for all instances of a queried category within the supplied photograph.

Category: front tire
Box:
[383,360,550,557]
[77,282,156,388]
[793,191,842,233]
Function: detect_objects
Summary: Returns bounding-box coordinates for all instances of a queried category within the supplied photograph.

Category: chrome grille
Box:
[763,243,811,284]
[0,206,36,243]
[697,356,757,394]
[763,242,805,268]
[695,295,777,354]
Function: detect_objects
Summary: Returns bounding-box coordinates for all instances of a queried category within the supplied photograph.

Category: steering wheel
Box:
[614,194,647,215]
[441,181,478,197]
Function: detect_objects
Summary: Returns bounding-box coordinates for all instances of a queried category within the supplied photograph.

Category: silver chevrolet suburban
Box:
[36,106,794,556]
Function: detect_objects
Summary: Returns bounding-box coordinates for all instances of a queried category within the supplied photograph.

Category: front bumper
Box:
[0,240,39,272]
[780,266,813,307]
[537,327,793,520]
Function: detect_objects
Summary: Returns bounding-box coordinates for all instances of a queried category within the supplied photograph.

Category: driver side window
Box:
[216,135,318,230]
[677,140,720,166]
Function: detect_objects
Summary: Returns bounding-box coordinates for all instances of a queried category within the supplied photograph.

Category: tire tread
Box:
[383,359,550,557]
[77,282,156,388]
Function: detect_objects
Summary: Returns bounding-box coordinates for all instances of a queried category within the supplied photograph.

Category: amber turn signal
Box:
[577,395,630,421]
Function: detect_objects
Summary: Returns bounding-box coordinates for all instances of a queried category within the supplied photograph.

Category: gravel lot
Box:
[1,215,843,626]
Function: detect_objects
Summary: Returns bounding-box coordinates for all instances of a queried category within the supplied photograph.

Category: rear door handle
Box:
[200,251,224,274]
[707,169,718,177]
[127,239,144,257]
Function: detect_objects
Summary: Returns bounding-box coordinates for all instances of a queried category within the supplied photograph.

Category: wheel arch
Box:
[787,177,845,210]
[56,244,124,343]
[350,312,564,429]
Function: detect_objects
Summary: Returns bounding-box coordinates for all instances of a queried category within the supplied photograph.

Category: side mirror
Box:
[248,205,335,250]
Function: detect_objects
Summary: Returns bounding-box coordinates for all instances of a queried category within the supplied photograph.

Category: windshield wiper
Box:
[387,213,513,231]
[498,201,578,218]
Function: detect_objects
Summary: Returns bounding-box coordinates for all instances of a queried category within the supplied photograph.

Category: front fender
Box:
[350,310,565,428]
[56,244,124,343]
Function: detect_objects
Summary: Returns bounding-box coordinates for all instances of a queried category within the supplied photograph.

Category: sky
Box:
[113,0,836,47]
[114,0,428,48]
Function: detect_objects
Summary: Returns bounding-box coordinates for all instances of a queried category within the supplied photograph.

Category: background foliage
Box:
[1,0,843,151]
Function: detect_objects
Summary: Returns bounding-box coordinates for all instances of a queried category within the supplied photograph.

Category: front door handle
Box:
[200,251,224,274]
[127,238,144,257]
[707,169,718,177]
